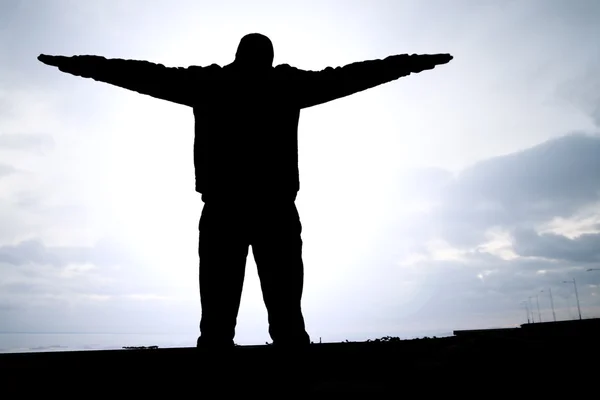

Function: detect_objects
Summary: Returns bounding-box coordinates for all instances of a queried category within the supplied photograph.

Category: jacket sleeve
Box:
[285,54,432,109]
[51,55,209,106]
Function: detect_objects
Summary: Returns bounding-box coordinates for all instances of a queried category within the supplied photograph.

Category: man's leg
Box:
[197,202,249,348]
[251,202,310,346]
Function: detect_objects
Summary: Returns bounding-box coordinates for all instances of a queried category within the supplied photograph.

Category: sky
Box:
[1,0,600,348]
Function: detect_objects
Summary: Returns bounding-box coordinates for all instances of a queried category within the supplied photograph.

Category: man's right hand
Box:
[38,54,97,77]
[38,54,69,67]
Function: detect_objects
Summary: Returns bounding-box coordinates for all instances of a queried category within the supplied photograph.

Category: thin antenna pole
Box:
[549,288,556,322]
[573,278,582,320]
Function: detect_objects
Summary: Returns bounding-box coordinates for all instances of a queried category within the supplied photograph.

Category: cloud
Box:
[0,133,54,152]
[426,133,600,248]
[333,246,596,332]
[557,57,600,128]
[511,228,600,264]
[372,132,600,266]
[363,132,600,326]
[0,235,187,307]
[0,163,16,178]
[0,238,132,267]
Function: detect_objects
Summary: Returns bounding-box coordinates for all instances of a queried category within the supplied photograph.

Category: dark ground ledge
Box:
[1,320,599,395]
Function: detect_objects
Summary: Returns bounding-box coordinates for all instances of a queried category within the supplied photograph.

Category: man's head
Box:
[234,33,274,70]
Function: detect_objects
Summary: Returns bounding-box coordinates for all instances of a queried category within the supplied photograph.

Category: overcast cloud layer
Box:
[1,0,600,348]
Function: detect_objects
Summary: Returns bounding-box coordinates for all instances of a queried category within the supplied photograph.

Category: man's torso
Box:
[191,65,303,200]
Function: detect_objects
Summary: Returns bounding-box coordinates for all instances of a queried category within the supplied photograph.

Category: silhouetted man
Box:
[38,33,452,349]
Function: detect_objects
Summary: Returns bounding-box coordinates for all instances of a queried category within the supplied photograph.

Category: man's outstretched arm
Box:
[38,54,209,106]
[285,53,453,109]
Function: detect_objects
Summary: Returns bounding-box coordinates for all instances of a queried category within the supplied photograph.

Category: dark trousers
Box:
[197,198,310,347]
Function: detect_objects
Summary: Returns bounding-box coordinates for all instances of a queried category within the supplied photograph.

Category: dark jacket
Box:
[54,55,416,201]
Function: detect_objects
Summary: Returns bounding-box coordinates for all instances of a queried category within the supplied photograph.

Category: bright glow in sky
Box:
[1,0,600,349]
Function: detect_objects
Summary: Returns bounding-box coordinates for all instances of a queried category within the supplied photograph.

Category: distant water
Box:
[0,333,195,353]
[0,331,455,354]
